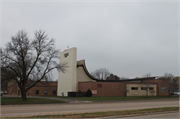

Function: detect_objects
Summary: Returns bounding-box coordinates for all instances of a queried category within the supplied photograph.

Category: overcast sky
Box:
[1,0,179,80]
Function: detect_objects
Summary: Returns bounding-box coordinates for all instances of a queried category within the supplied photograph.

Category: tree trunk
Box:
[146,90,148,98]
[21,87,27,100]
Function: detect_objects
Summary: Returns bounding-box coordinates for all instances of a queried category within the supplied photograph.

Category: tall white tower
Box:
[57,47,77,96]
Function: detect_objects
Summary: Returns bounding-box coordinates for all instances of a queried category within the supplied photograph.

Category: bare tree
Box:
[160,73,176,97]
[91,68,111,80]
[1,67,15,92]
[120,84,129,99]
[143,73,151,77]
[1,30,68,100]
[140,81,152,98]
[106,74,120,80]
[173,76,179,92]
[150,90,155,96]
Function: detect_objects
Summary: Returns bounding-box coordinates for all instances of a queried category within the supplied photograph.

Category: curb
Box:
[1,98,179,106]
[67,98,179,104]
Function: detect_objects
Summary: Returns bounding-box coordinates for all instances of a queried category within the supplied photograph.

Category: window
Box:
[141,87,147,90]
[131,87,138,90]
[53,90,56,95]
[44,90,48,95]
[35,90,39,94]
[149,87,154,90]
[64,53,69,58]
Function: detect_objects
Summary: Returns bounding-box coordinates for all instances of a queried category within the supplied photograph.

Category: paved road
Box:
[1,100,179,118]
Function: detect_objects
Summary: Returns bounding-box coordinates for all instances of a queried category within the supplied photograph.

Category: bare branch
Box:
[1,29,67,100]
[91,68,111,80]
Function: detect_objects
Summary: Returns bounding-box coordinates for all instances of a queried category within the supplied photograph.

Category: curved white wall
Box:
[77,66,95,82]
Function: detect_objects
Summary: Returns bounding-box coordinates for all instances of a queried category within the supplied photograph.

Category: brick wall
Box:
[78,82,126,97]
[78,79,169,97]
[7,81,57,96]
[143,79,169,96]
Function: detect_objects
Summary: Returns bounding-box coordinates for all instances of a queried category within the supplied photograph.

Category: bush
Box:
[86,89,92,97]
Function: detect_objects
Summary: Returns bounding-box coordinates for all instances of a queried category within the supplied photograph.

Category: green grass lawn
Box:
[41,95,179,102]
[1,97,66,105]
[22,106,179,118]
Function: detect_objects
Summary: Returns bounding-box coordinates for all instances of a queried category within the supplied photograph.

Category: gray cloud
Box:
[2,1,178,79]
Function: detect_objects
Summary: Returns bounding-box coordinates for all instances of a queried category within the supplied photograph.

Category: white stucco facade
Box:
[57,48,96,96]
[77,66,94,82]
[57,47,77,96]
[126,84,157,96]
[57,47,158,97]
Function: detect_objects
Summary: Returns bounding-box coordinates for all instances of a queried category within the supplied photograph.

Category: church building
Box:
[57,47,169,97]
[7,47,169,97]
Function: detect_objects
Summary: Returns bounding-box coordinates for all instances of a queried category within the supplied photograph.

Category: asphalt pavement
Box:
[1,99,179,118]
